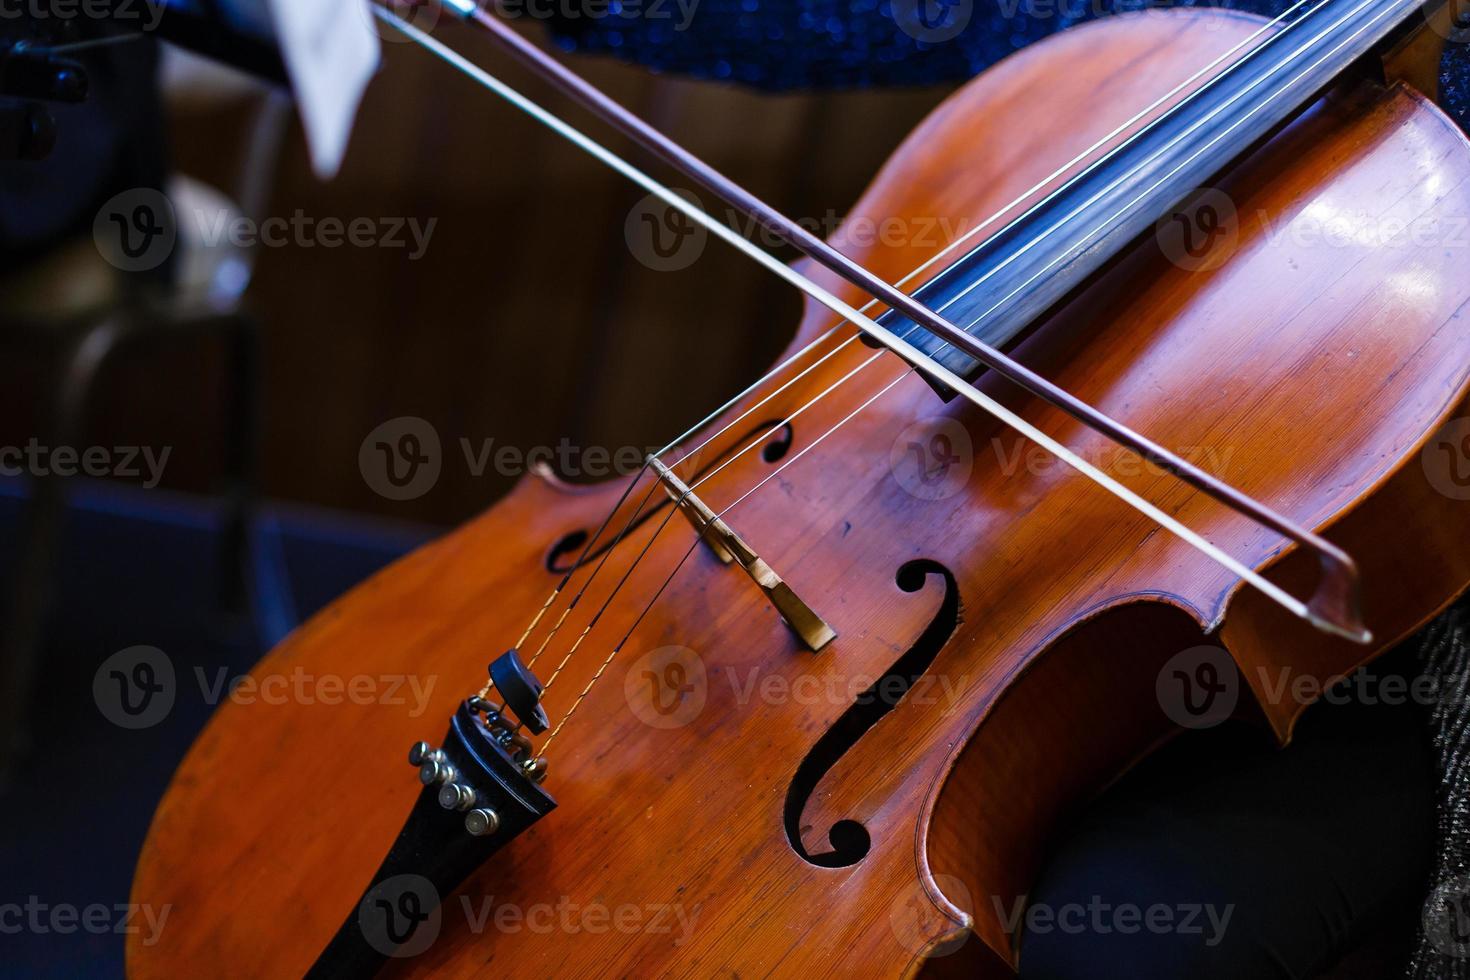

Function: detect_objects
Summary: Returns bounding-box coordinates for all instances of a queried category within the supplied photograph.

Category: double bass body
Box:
[129,8,1470,976]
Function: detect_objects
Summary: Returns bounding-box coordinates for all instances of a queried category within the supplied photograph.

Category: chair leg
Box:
[0,317,125,787]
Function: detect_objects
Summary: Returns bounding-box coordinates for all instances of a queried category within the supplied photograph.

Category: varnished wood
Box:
[130,9,1470,977]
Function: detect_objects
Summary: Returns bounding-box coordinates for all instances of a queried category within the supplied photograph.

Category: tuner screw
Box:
[521,756,548,783]
[465,807,501,837]
[438,783,477,811]
[468,695,492,714]
[419,759,458,786]
[408,741,433,766]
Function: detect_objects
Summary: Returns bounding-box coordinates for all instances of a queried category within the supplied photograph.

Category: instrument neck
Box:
[897,0,1430,378]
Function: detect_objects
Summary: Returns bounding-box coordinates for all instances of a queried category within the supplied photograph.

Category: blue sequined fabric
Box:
[549,0,1470,131]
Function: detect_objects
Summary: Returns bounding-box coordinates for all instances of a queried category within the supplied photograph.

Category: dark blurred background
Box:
[2,29,950,524]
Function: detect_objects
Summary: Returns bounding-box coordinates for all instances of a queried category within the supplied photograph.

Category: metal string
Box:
[944,0,1400,335]
[486,0,1313,686]
[541,0,1398,689]
[538,363,917,756]
[377,0,1353,754]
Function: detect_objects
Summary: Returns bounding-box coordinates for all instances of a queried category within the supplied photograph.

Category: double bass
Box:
[130,0,1470,973]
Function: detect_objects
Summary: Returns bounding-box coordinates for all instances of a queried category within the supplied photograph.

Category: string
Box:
[503,0,1334,693]
[534,343,896,693]
[520,324,851,669]
[450,0,1379,618]
[538,364,915,755]
[493,316,862,696]
[492,0,1314,680]
[380,0,1374,753]
[944,0,1401,336]
[464,77,1329,710]
[565,0,1412,704]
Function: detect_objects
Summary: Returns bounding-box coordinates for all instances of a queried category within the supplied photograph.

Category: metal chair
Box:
[0,50,291,784]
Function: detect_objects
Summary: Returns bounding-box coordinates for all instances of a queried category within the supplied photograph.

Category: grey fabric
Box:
[1412,598,1470,979]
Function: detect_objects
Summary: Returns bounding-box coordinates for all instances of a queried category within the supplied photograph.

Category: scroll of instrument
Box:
[128,0,1470,975]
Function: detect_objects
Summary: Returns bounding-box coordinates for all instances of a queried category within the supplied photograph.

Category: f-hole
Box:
[545,420,796,574]
[783,559,961,868]
[545,529,589,572]
[761,423,794,463]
